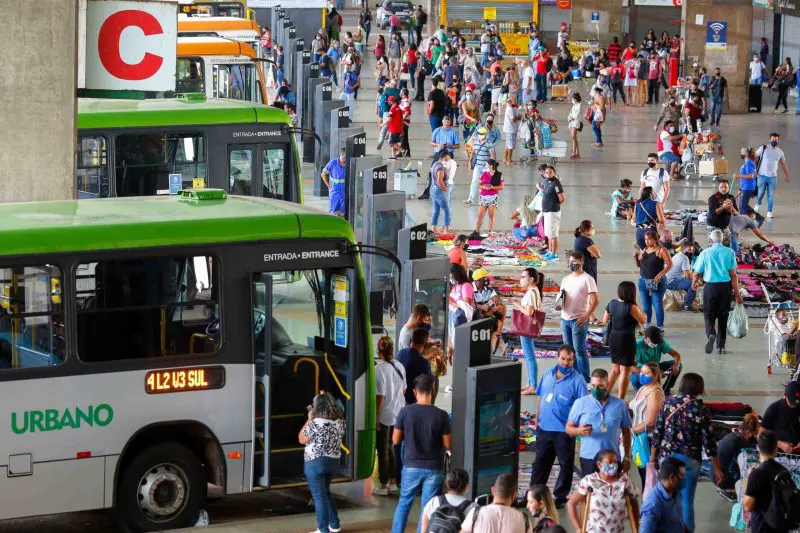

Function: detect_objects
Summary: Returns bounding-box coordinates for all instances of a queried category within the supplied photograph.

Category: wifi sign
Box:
[706,21,728,50]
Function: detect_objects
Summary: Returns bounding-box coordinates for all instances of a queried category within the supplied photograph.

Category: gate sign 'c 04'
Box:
[85,0,177,91]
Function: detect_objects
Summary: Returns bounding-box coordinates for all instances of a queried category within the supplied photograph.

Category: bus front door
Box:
[227,145,287,199]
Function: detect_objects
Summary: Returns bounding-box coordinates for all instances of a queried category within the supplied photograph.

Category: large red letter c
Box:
[98,10,164,81]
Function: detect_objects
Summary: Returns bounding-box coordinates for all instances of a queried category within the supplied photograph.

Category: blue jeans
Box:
[313,53,321,64]
[739,188,756,212]
[635,227,652,250]
[276,67,284,85]
[664,453,700,532]
[534,73,547,102]
[481,52,489,66]
[561,319,590,382]
[391,467,443,533]
[430,186,451,227]
[591,119,602,143]
[665,277,695,307]
[520,336,537,387]
[756,174,777,212]
[409,62,417,89]
[731,233,739,251]
[710,97,723,124]
[513,225,538,240]
[304,457,341,533]
[429,115,443,132]
[638,277,665,328]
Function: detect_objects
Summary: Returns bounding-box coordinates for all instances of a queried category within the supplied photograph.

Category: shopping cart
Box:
[763,283,800,378]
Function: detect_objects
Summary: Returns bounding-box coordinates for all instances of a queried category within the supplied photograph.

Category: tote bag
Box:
[511,309,546,338]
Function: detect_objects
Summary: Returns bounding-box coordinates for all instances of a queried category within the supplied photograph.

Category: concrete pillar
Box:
[683,0,753,113]
[0,0,77,202]
[569,0,625,43]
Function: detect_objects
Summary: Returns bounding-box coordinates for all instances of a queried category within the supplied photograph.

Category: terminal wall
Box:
[0,0,77,202]
[569,0,625,43]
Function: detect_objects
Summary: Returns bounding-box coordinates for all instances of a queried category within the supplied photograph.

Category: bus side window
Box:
[176,57,204,94]
[75,255,221,362]
[262,147,285,199]
[0,265,65,369]
[76,136,109,198]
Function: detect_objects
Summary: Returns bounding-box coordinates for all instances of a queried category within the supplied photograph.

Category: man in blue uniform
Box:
[321,149,347,215]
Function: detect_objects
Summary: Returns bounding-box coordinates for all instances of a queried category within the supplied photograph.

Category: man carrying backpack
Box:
[640,153,671,205]
[461,473,530,533]
[743,430,800,533]
[420,468,475,533]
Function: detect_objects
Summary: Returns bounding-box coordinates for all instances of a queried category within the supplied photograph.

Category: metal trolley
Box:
[763,283,800,378]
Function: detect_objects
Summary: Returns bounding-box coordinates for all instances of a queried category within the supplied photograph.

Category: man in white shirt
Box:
[640,152,671,205]
[656,120,683,182]
[472,268,497,312]
[558,252,599,382]
[665,243,696,311]
[480,30,491,66]
[557,22,569,50]
[502,97,521,165]
[749,54,765,85]
[754,133,791,218]
[590,73,611,100]
[521,59,534,104]
[461,473,528,533]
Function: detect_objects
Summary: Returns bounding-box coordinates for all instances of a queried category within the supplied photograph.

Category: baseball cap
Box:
[785,381,800,406]
[472,268,491,281]
[477,127,488,135]
[387,96,397,103]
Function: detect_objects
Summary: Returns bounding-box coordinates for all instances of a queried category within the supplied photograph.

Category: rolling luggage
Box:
[748,85,762,113]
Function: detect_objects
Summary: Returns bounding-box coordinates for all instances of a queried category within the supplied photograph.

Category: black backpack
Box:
[764,468,800,530]
[426,496,473,533]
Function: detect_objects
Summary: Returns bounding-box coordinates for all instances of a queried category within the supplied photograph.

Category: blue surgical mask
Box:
[600,463,619,476]
[556,365,572,375]
[771,140,779,147]
[421,323,432,331]
[639,374,654,386]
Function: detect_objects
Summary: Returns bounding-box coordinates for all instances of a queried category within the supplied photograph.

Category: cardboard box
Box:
[699,158,728,176]
[551,85,569,98]
[714,158,728,175]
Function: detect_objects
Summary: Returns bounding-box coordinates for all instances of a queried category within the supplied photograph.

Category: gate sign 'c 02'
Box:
[85,0,177,91]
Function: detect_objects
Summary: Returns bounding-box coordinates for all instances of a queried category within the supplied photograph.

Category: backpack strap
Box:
[755,144,767,176]
[471,504,482,530]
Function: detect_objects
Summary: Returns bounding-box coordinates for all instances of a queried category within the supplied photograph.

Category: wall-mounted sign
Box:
[706,21,728,50]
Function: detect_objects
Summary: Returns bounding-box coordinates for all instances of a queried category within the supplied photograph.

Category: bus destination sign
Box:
[145,366,225,394]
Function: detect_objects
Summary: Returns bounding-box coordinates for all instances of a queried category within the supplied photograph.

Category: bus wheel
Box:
[117,442,206,532]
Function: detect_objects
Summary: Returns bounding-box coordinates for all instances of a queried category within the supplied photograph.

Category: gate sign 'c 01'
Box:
[85,0,177,91]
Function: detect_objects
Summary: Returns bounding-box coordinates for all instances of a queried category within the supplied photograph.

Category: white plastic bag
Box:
[727,303,749,339]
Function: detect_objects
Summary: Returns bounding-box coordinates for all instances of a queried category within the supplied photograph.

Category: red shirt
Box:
[610,63,625,80]
[607,41,622,63]
[622,47,636,62]
[648,58,662,80]
[685,102,702,123]
[388,104,404,134]
[535,53,549,74]
[389,14,399,27]
[407,49,417,64]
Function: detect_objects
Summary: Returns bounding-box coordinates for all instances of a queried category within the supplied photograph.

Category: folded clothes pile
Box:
[519,410,538,451]
[433,232,549,267]
[502,327,611,359]
[663,209,707,226]
[737,243,800,270]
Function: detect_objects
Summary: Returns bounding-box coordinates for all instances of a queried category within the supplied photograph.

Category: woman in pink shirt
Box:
[474,160,505,236]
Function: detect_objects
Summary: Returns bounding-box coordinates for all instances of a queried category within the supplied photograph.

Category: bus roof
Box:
[177,36,258,58]
[77,97,290,130]
[178,16,260,32]
[0,195,354,257]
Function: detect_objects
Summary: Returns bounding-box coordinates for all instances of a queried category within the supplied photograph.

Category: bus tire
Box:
[116,442,206,532]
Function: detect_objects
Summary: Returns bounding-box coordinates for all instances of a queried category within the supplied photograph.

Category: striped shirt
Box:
[472,139,494,169]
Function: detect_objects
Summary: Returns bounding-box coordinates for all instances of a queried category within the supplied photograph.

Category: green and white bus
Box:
[0,191,375,531]
[77,97,302,202]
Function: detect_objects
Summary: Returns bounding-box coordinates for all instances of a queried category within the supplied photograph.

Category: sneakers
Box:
[463,199,474,205]
[444,384,453,393]
[372,486,389,496]
[754,204,760,212]
[329,527,342,533]
[705,333,716,355]
[543,252,559,261]
[768,211,774,218]
[718,488,737,503]
[718,347,727,355]
[388,483,400,494]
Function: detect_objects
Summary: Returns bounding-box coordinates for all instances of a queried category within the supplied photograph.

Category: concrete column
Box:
[0,0,78,202]
[569,0,625,43]
[683,0,753,113]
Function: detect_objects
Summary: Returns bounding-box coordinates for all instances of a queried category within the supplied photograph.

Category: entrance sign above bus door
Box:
[85,0,177,91]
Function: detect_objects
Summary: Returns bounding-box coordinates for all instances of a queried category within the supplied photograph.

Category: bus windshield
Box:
[176,58,205,93]
[115,133,206,196]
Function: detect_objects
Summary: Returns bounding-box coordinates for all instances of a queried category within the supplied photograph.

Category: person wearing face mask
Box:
[743,430,795,533]
[683,94,704,131]
[640,457,687,533]
[754,133,791,218]
[528,345,587,508]
[650,373,723,532]
[567,369,632,477]
[460,90,479,141]
[734,147,758,212]
[629,362,665,484]
[464,126,497,205]
[472,268,497,312]
[398,304,432,349]
[602,281,647,400]
[656,122,682,182]
[655,97,680,131]
[750,53,765,87]
[716,413,760,502]
[573,220,601,282]
[760,381,800,454]
[567,449,639,533]
[632,326,683,393]
[641,152,672,204]
[708,68,728,126]
[664,242,697,312]
[636,229,673,330]
[515,267,544,395]
[567,92,582,159]
[706,178,737,245]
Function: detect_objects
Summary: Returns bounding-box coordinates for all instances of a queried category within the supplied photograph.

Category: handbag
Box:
[584,106,594,121]
[511,309,546,338]
[643,461,658,501]
[632,431,651,468]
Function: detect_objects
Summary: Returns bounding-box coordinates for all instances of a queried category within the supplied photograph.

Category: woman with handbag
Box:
[629,362,664,485]
[515,267,543,395]
[633,186,665,250]
[771,59,794,113]
[601,281,647,399]
[635,229,672,330]
[590,86,606,148]
[448,263,474,348]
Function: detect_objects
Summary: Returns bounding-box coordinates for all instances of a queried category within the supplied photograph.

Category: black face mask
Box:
[569,263,580,272]
[648,162,657,168]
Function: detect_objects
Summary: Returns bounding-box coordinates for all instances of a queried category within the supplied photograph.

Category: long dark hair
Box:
[617,281,637,304]
[640,186,654,201]
[574,220,592,238]
[311,391,343,420]
[451,263,470,285]
[522,267,544,295]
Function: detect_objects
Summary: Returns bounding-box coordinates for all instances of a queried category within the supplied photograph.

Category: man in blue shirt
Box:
[321,149,348,215]
[640,457,687,533]
[692,228,742,355]
[421,116,460,198]
[529,345,587,507]
[342,65,359,114]
[566,368,632,477]
[396,328,432,405]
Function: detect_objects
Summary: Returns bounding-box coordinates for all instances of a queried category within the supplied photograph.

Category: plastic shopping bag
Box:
[727,303,749,339]
[643,461,658,501]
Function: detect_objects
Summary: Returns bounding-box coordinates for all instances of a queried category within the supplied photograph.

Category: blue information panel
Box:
[591,11,599,22]
[169,174,182,194]
[334,316,347,348]
[706,21,728,50]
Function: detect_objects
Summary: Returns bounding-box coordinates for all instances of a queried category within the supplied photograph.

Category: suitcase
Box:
[393,169,418,198]
[748,85,762,113]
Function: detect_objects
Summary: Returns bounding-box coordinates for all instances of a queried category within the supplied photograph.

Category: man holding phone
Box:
[566,368,632,477]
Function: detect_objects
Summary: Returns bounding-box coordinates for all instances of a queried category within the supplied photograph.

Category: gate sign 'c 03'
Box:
[85,0,177,91]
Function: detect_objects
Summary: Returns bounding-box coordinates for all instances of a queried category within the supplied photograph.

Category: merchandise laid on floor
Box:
[663,209,707,226]
[738,272,800,317]
[502,327,610,360]
[519,410,538,452]
[433,232,549,267]
[736,243,800,270]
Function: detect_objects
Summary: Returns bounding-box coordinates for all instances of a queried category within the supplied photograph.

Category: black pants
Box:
[648,79,660,104]
[775,86,789,110]
[401,123,411,156]
[377,423,396,485]
[415,71,426,100]
[530,430,576,503]
[703,281,732,348]
[415,25,423,46]
[611,81,625,104]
